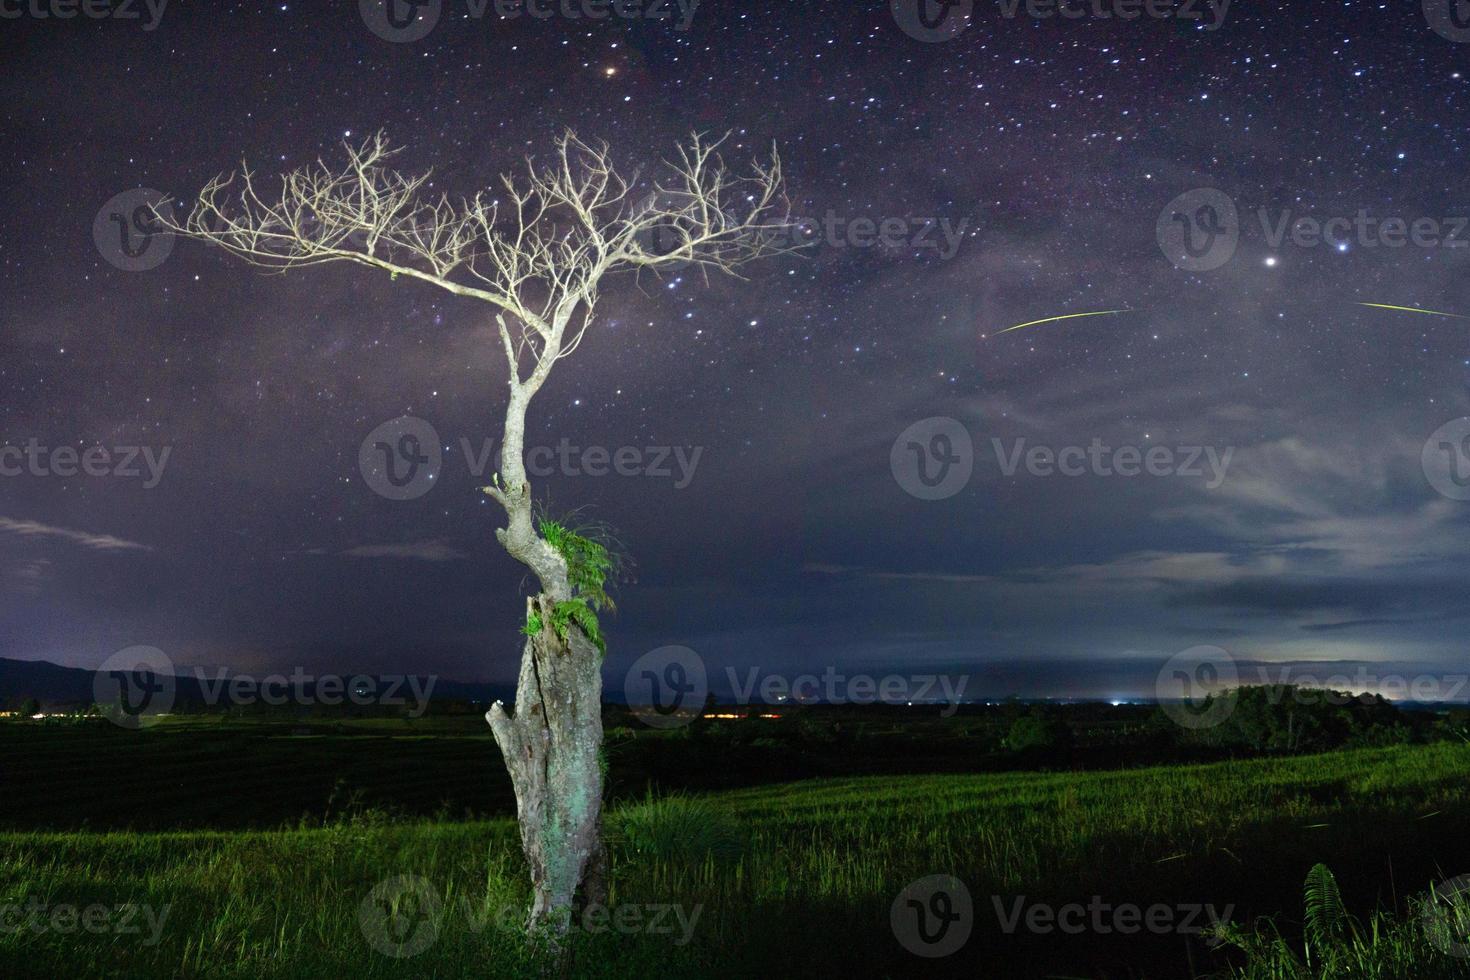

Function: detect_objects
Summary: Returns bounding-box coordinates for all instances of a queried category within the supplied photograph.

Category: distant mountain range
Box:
[0,657,98,706]
[0,657,513,710]
[6,657,1464,713]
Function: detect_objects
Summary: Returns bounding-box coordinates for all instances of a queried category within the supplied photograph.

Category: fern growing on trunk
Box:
[519,513,629,656]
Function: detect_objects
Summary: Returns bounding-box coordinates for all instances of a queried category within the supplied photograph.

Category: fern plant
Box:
[1303,863,1351,967]
[549,597,605,654]
[539,518,620,612]
[520,509,630,656]
[1215,872,1470,979]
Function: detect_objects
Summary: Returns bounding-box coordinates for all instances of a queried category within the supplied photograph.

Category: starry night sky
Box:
[2,0,1469,699]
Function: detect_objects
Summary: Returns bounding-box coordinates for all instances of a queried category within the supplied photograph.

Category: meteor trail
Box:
[1355,303,1470,320]
[991,309,1134,337]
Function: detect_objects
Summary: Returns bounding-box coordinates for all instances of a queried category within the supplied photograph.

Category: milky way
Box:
[2,0,1468,698]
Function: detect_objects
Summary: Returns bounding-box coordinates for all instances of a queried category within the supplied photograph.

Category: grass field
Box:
[3,740,1470,977]
[0,717,518,831]
[0,708,1172,832]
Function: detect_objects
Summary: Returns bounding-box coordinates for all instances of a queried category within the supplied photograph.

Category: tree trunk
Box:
[484,332,608,940]
[486,593,605,938]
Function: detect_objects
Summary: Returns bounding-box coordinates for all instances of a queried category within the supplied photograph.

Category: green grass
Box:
[1213,860,1470,979]
[2,743,1468,978]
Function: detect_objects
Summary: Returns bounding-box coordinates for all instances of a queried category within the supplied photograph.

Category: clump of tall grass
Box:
[607,792,745,867]
[1212,864,1470,979]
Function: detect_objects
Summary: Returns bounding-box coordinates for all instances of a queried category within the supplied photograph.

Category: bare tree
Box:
[160,131,793,938]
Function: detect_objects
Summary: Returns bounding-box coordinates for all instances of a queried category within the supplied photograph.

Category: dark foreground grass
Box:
[0,718,518,830]
[2,742,1469,978]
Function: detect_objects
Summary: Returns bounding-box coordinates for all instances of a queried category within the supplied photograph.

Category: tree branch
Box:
[165,129,797,594]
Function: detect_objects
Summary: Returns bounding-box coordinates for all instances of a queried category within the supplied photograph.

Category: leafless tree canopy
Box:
[163,129,797,620]
[163,131,795,381]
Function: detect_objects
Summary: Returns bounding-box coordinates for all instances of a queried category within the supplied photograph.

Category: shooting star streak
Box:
[991,309,1134,337]
[1355,303,1470,320]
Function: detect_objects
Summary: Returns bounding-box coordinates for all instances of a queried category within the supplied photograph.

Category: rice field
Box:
[2,741,1469,977]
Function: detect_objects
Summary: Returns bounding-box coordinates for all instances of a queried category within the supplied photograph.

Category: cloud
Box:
[1178,423,1465,570]
[1299,617,1427,633]
[1166,576,1470,618]
[339,539,468,562]
[802,562,863,575]
[0,517,151,552]
[803,561,992,583]
[808,550,1271,593]
[3,558,53,595]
